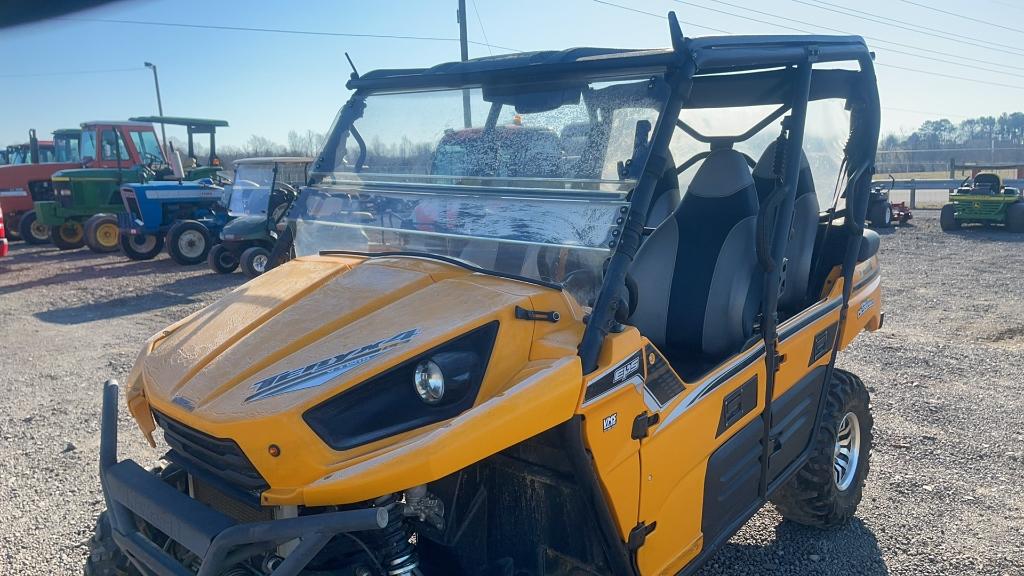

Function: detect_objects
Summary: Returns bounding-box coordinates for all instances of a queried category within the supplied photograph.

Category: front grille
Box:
[124,195,142,220]
[192,475,274,523]
[153,411,269,493]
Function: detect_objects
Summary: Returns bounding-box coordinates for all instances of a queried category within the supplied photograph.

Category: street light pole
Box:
[144,62,167,154]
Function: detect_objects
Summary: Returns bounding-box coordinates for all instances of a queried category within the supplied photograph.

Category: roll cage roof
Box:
[346,35,874,108]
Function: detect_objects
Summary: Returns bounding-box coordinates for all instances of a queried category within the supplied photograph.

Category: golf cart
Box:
[92,16,884,576]
[208,157,310,277]
[116,117,232,262]
[940,172,1024,232]
[0,128,80,243]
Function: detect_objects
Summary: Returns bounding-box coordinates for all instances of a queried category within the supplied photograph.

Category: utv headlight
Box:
[413,359,445,404]
[304,321,498,451]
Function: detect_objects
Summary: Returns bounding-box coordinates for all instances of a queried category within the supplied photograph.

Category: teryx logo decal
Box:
[244,328,420,403]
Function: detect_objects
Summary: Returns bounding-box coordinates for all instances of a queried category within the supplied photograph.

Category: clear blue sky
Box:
[2,0,1021,147]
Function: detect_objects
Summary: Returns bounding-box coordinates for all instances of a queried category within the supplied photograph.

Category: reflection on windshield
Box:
[293,186,625,306]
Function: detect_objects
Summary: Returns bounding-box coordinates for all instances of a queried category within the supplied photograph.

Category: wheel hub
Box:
[833,411,861,491]
[178,230,205,258]
[30,220,49,240]
[252,253,268,273]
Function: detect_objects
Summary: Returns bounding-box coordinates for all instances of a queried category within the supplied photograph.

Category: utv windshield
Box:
[229,164,275,217]
[295,77,668,305]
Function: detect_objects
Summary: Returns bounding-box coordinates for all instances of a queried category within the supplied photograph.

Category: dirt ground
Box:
[0,211,1022,575]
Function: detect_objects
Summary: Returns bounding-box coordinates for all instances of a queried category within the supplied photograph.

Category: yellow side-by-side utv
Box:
[91,14,884,576]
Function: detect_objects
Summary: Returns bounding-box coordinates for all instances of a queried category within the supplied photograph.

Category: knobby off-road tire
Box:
[771,368,873,528]
[84,511,139,576]
[940,203,960,231]
[1006,202,1024,233]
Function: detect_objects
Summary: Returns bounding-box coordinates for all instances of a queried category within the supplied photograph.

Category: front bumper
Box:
[99,380,388,576]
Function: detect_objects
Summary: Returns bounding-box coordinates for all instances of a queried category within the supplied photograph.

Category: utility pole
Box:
[457,0,472,128]
[144,62,168,155]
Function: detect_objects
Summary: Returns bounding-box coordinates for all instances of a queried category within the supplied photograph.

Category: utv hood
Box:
[136,254,576,421]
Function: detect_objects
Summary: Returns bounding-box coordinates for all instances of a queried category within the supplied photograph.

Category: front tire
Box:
[50,221,85,250]
[240,246,271,277]
[84,214,121,253]
[84,511,138,576]
[770,369,873,528]
[167,220,212,265]
[207,243,239,273]
[120,233,164,261]
[940,203,959,231]
[19,210,50,245]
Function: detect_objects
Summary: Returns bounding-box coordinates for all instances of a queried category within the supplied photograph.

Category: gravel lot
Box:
[0,211,1022,575]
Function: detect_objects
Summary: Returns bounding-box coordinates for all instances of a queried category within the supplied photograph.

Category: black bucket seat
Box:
[630,149,762,370]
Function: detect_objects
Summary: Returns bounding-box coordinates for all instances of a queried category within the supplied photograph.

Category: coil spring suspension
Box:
[374,495,418,576]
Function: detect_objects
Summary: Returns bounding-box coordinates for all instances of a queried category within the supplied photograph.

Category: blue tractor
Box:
[116,117,233,264]
[118,178,232,264]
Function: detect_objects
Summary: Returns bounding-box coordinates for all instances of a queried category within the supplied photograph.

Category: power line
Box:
[57,16,522,53]
[882,106,969,119]
[700,0,1024,75]
[0,66,143,78]
[877,62,1024,91]
[897,0,1024,36]
[588,0,731,34]
[469,0,493,57]
[676,0,1024,82]
[789,0,1024,58]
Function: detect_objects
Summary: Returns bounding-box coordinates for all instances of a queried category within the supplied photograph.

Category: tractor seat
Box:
[629,149,762,374]
[752,142,819,316]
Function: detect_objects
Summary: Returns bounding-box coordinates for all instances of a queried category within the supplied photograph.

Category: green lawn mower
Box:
[207,157,310,277]
[941,172,1024,232]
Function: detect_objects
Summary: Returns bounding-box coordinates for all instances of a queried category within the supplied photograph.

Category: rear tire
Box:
[19,210,50,245]
[868,200,891,228]
[120,233,164,261]
[207,243,239,273]
[770,369,873,528]
[84,214,121,253]
[50,221,85,250]
[940,203,959,231]
[84,511,138,576]
[1006,202,1024,233]
[240,246,271,277]
[167,220,212,265]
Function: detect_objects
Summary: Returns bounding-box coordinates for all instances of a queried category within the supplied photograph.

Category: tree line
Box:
[878,112,1024,173]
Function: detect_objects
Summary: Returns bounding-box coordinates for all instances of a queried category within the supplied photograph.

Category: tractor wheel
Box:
[240,246,271,278]
[207,243,239,274]
[1006,202,1024,233]
[120,233,164,261]
[84,214,121,253]
[18,210,50,245]
[940,203,960,232]
[771,369,873,528]
[167,220,212,265]
[84,511,139,576]
[868,200,891,228]
[50,221,85,250]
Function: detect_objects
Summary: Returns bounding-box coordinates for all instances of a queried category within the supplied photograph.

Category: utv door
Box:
[633,343,767,575]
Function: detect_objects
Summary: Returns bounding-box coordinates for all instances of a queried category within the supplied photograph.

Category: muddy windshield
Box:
[295,77,668,306]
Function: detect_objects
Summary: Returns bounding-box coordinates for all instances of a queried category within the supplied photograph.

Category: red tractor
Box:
[0,128,80,243]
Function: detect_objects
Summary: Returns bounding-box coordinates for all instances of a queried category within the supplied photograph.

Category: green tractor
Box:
[940,172,1024,232]
[34,117,229,251]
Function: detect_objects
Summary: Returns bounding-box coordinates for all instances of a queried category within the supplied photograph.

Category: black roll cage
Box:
[310,12,881,380]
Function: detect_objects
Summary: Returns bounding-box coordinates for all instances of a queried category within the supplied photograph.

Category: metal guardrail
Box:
[870,178,1024,208]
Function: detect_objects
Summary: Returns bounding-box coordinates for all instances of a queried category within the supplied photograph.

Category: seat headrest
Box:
[686,149,754,199]
[753,141,816,199]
